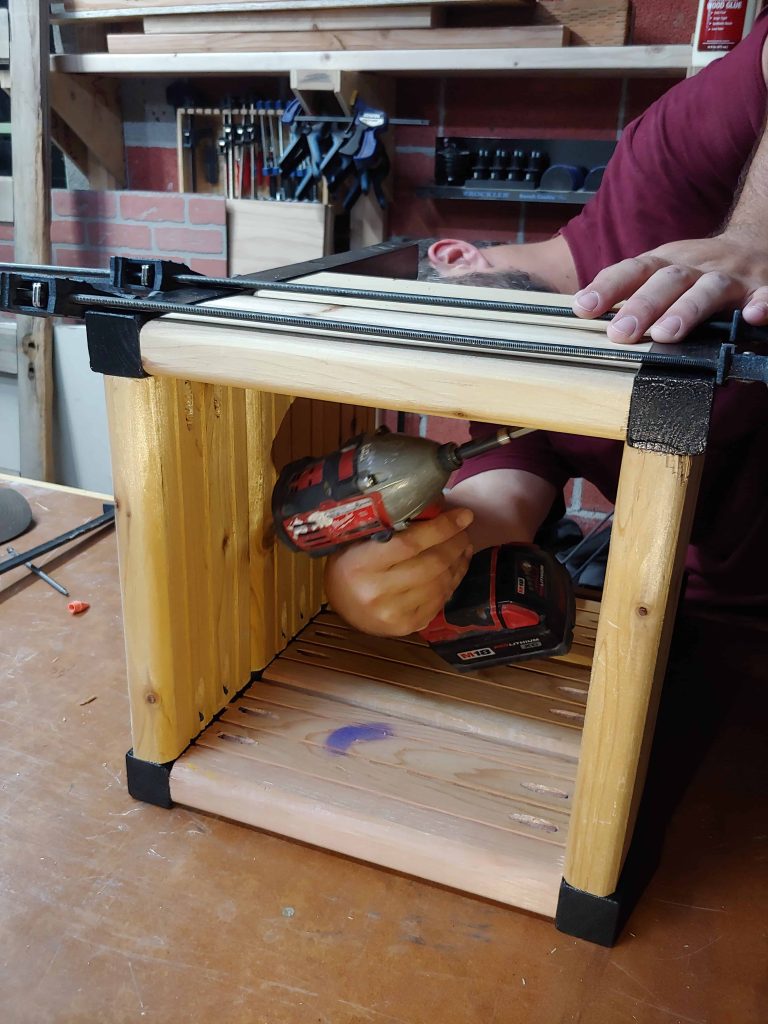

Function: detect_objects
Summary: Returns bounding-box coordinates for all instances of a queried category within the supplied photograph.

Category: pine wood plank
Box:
[226,200,331,277]
[236,683,577,781]
[289,397,314,638]
[315,608,597,682]
[272,393,295,650]
[170,743,565,917]
[278,642,587,731]
[202,719,570,843]
[104,377,200,762]
[262,276,622,337]
[263,657,582,759]
[564,447,704,897]
[64,0,531,14]
[138,297,638,440]
[298,620,590,707]
[143,7,437,32]
[107,26,567,53]
[52,45,694,77]
[11,1,52,480]
[245,388,278,672]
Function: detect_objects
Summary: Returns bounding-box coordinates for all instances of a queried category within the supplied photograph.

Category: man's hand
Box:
[324,508,474,638]
[572,230,768,344]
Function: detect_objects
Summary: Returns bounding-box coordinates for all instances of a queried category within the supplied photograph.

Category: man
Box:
[325,14,768,637]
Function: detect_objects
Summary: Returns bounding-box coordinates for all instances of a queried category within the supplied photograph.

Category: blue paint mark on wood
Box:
[325,723,394,754]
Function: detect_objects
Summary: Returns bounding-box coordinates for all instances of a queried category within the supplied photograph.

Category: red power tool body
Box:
[272,427,574,670]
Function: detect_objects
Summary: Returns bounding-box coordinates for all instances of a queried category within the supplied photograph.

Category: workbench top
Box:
[1,478,765,1023]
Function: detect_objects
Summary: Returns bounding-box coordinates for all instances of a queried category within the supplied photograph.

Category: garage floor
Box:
[1,480,766,1024]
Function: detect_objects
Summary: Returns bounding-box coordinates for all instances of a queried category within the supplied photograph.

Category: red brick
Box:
[188,197,226,226]
[51,219,86,244]
[120,193,185,223]
[579,480,614,514]
[53,247,111,269]
[154,227,224,255]
[188,257,229,276]
[633,0,698,44]
[126,146,179,192]
[88,222,153,249]
[0,243,14,263]
[53,189,117,219]
[0,223,13,240]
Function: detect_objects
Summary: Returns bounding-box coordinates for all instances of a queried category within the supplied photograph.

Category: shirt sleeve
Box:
[561,12,768,287]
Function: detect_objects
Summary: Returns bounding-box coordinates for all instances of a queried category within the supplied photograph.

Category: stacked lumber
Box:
[54,1,630,55]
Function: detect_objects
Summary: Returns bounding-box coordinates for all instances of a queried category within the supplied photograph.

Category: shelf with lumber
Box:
[51,43,692,76]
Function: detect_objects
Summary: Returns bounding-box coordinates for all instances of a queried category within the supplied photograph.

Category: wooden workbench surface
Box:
[1,479,766,1023]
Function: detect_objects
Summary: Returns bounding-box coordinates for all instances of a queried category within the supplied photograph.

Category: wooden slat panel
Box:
[298,620,590,706]
[171,742,565,916]
[278,641,587,731]
[237,683,577,780]
[264,658,582,758]
[203,719,569,843]
[105,376,199,762]
[314,609,595,684]
[107,26,567,53]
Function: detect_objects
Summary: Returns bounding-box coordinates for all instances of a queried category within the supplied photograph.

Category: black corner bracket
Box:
[86,310,150,379]
[627,342,718,456]
[125,749,175,808]
[555,828,663,946]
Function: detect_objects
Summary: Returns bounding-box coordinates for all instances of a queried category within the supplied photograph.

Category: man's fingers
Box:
[601,264,702,343]
[383,534,472,592]
[572,255,665,319]
[376,507,474,568]
[647,271,744,342]
[743,286,768,325]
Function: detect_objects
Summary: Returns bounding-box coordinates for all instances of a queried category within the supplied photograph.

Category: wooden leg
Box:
[105,376,252,768]
[561,445,704,933]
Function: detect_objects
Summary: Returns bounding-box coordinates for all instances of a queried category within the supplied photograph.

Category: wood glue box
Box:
[692,0,760,66]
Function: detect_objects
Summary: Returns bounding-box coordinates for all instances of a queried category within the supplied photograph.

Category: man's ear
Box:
[427,238,491,273]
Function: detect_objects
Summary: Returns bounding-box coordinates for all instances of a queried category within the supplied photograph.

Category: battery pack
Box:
[421,545,574,672]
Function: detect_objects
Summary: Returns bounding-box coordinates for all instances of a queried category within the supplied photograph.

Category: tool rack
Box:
[5,238,763,945]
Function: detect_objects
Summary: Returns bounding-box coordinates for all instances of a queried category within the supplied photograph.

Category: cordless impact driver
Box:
[272,426,574,670]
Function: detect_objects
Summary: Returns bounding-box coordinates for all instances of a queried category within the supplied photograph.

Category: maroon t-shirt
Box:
[456,15,768,610]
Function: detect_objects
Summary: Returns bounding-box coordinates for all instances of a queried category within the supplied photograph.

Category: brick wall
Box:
[0,190,228,276]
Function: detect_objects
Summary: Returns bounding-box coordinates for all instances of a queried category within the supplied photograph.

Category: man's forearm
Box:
[727,110,768,241]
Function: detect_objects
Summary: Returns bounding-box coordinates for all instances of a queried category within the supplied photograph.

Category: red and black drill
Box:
[272,427,574,670]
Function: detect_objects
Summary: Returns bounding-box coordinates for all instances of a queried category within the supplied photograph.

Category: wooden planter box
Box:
[104,248,705,945]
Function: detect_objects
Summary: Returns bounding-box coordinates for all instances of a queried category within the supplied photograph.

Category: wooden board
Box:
[171,610,585,916]
[536,0,629,47]
[52,45,694,76]
[107,25,566,53]
[143,6,436,32]
[62,0,531,14]
[226,199,332,276]
[137,280,640,439]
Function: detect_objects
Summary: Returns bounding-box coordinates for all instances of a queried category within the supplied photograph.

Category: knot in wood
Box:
[636,605,649,617]
[146,691,159,704]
